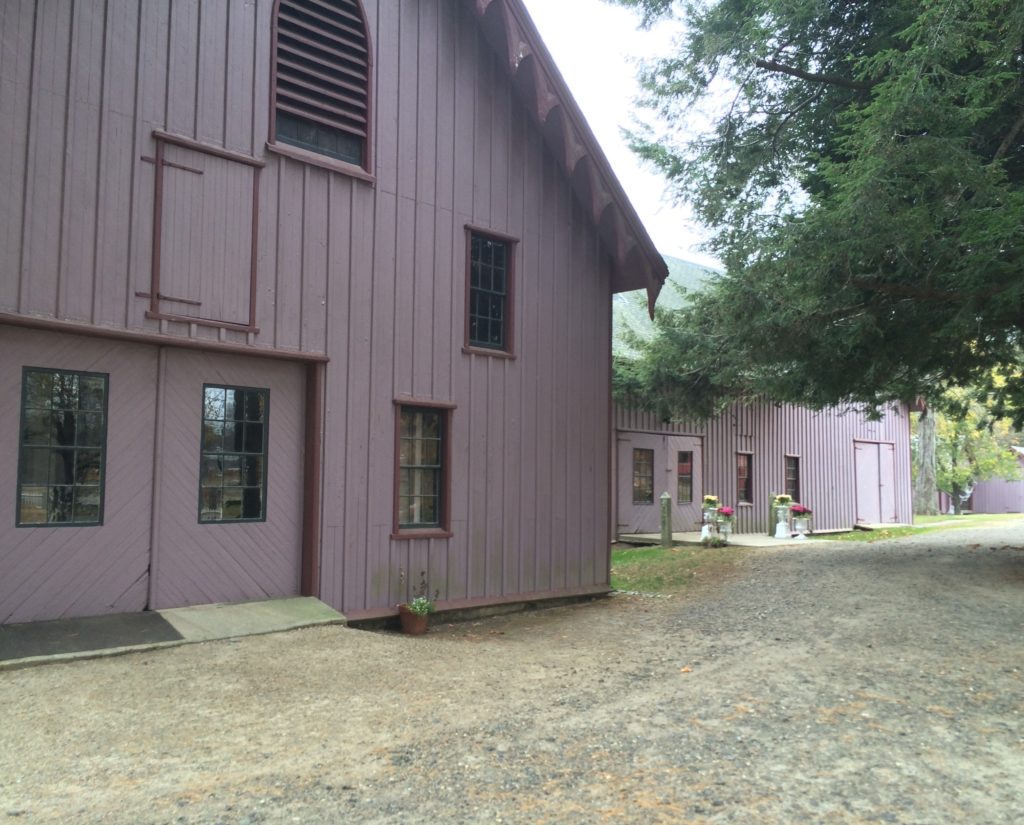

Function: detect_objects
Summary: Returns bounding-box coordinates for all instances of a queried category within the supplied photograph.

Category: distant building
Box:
[613,258,913,536]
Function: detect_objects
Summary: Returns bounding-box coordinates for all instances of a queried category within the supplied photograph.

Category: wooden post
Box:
[660,491,672,547]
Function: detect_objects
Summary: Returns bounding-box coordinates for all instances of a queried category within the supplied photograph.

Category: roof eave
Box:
[466,0,668,313]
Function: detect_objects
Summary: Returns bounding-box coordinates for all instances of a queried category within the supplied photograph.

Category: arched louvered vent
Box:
[273,0,371,169]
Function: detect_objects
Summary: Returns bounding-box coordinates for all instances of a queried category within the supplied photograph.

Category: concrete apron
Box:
[0,597,346,672]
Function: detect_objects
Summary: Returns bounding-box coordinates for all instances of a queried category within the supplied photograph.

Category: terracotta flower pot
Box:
[398,604,429,635]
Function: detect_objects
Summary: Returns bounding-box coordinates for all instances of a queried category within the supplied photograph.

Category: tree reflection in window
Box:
[18,368,107,526]
[199,385,268,522]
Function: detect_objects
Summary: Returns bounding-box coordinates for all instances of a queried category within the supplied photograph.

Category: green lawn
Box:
[813,512,1024,543]
[610,544,749,593]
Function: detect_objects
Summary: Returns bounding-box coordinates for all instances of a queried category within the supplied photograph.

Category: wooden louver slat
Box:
[274,0,370,164]
[277,8,367,56]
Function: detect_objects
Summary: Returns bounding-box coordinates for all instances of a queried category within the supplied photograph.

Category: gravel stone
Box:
[1,524,1022,823]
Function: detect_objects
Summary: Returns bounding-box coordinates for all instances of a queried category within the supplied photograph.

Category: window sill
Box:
[265,141,375,185]
[462,345,516,360]
[391,528,453,541]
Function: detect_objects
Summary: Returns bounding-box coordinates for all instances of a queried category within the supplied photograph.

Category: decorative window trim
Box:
[677,450,694,504]
[199,384,270,524]
[463,225,518,358]
[736,452,754,505]
[785,454,801,502]
[264,140,375,184]
[269,0,374,176]
[632,448,655,505]
[16,367,109,528]
[392,398,455,540]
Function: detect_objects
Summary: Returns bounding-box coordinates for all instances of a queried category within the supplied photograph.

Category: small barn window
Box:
[737,453,753,504]
[633,449,655,505]
[677,451,694,503]
[785,455,800,501]
[272,0,372,170]
[395,402,453,536]
[465,228,517,355]
[17,368,108,527]
[200,386,269,523]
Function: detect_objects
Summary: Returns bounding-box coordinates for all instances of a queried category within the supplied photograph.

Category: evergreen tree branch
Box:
[752,58,875,91]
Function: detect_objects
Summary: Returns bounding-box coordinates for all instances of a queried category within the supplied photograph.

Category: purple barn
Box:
[612,259,914,536]
[0,0,667,624]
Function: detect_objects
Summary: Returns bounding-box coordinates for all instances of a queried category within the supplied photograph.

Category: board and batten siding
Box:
[614,402,913,534]
[1,0,617,619]
[319,1,614,617]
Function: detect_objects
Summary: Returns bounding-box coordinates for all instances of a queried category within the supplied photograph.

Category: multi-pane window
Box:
[17,368,107,526]
[200,386,269,523]
[785,456,800,501]
[632,448,655,505]
[737,453,753,504]
[468,231,513,352]
[398,407,446,529]
[273,0,371,169]
[677,451,694,503]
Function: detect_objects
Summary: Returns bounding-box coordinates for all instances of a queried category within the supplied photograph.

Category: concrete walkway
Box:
[0,596,346,671]
[618,531,823,547]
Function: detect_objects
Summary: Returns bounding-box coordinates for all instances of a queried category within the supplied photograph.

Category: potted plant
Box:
[791,504,812,538]
[717,505,734,538]
[398,572,437,635]
[701,494,721,540]
[772,494,793,538]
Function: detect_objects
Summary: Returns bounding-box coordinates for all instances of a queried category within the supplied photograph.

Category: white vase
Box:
[774,505,791,539]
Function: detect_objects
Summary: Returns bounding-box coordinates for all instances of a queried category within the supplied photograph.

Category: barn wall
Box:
[615,402,913,533]
[970,479,1024,513]
[320,1,613,616]
[1,0,616,620]
[0,326,157,623]
[0,0,325,352]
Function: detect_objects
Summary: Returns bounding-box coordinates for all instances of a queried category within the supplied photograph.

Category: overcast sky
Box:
[519,0,720,268]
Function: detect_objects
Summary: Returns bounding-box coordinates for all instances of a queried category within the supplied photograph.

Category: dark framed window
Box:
[633,448,655,505]
[200,385,269,523]
[396,403,452,535]
[737,453,753,504]
[785,455,800,501]
[272,0,372,171]
[677,451,694,504]
[17,368,108,526]
[466,227,516,355]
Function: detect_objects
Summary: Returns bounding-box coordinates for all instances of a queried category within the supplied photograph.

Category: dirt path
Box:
[2,525,1022,824]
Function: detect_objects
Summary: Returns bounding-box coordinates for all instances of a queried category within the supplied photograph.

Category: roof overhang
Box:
[466,0,667,316]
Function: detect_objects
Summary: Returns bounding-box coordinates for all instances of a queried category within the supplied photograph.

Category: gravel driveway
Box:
[2,524,1022,824]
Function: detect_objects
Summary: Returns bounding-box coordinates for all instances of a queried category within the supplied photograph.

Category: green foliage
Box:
[931,388,1022,509]
[402,571,437,615]
[609,0,1024,423]
[611,544,744,592]
[404,596,434,616]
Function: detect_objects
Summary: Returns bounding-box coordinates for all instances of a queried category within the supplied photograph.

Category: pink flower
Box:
[718,506,734,517]
[791,504,812,515]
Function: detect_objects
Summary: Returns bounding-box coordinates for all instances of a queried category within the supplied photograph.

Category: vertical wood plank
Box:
[196,0,228,145]
[20,0,73,316]
[0,0,37,311]
[93,0,140,329]
[165,0,199,138]
[127,0,169,330]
